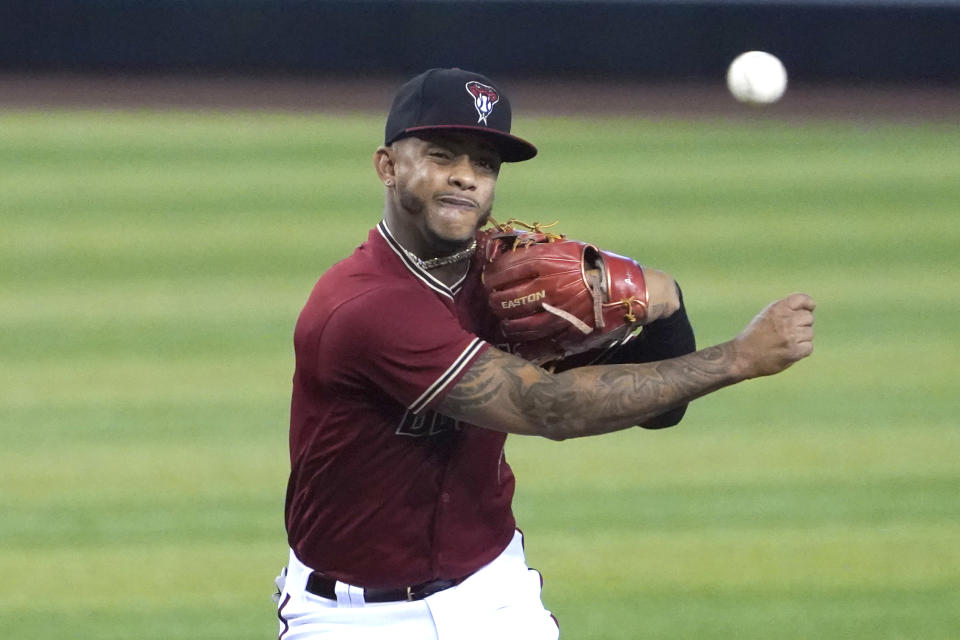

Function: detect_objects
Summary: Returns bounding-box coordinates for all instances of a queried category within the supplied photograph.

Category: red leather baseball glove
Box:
[479,219,649,366]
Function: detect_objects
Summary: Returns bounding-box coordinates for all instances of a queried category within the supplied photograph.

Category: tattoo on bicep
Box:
[443,350,506,413]
[443,349,556,417]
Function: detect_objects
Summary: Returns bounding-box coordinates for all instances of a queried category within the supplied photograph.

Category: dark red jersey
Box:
[285,221,516,588]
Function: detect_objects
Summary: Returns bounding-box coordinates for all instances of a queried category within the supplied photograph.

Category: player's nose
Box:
[447,156,476,190]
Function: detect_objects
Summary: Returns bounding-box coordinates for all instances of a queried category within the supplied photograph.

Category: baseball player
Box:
[275,68,815,639]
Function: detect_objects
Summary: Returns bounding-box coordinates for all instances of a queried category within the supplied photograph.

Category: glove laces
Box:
[487,217,565,246]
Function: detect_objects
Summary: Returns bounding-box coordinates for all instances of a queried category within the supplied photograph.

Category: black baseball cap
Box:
[384,68,537,163]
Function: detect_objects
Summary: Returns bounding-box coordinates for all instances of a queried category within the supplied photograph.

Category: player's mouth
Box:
[436,195,478,209]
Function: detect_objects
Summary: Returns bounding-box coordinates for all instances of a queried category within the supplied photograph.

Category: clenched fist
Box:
[732,293,815,379]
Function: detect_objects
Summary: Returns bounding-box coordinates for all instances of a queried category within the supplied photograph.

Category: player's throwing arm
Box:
[439,290,815,441]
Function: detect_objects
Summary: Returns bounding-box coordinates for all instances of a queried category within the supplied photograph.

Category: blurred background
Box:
[2,2,958,639]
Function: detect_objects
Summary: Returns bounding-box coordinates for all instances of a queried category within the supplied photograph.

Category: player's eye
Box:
[475,158,499,172]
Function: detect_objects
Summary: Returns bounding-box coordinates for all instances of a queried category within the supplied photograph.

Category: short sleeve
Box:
[317,284,489,414]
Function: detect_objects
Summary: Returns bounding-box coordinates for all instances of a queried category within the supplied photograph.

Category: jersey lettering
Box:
[395,410,461,437]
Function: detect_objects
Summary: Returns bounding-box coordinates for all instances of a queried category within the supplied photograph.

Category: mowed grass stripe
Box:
[3,524,957,599]
[5,268,956,326]
[5,476,957,548]
[5,426,956,497]
[5,113,959,220]
[3,587,958,640]
[530,525,960,590]
[506,426,960,487]
[547,586,960,640]
[2,358,953,427]
[0,540,285,609]
[0,355,292,407]
[1,110,379,218]
[1,402,288,446]
[5,210,956,282]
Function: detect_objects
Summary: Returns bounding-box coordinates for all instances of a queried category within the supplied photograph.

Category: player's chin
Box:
[430,228,476,250]
[429,210,487,246]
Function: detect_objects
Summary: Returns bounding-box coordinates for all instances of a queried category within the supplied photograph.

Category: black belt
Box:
[305,572,463,603]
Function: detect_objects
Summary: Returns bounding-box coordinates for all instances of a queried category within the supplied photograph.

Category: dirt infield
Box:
[1,73,958,122]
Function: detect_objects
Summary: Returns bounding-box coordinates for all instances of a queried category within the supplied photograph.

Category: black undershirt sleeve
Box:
[602,285,697,429]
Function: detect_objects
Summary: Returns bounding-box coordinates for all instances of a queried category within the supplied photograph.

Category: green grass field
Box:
[2,108,958,639]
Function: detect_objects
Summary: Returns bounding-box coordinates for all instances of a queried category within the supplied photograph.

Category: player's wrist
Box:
[727,337,757,382]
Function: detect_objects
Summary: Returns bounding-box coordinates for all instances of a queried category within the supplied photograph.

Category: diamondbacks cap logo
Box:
[465,81,500,125]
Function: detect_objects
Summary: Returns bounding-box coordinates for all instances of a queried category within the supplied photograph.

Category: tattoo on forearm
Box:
[443,343,738,438]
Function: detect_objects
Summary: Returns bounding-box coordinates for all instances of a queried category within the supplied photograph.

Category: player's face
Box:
[391,133,501,251]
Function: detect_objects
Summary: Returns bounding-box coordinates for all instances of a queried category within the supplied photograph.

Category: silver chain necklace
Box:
[404,240,477,270]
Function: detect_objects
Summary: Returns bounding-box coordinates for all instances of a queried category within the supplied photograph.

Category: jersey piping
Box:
[376,221,467,298]
[408,336,485,414]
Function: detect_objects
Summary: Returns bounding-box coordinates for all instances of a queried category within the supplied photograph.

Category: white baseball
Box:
[726,51,788,105]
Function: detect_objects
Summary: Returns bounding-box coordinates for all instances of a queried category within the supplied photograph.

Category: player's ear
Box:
[374,145,396,188]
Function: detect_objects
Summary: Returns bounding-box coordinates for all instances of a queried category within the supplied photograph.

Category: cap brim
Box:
[398,125,537,163]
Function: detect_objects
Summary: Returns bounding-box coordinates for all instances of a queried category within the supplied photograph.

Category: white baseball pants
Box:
[276,530,560,640]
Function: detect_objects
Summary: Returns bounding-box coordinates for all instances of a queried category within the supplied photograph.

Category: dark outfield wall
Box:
[2,0,959,82]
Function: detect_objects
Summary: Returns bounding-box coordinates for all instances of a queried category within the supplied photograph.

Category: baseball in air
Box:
[726,51,788,105]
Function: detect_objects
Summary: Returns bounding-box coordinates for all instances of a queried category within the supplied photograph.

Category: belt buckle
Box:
[406,586,414,601]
